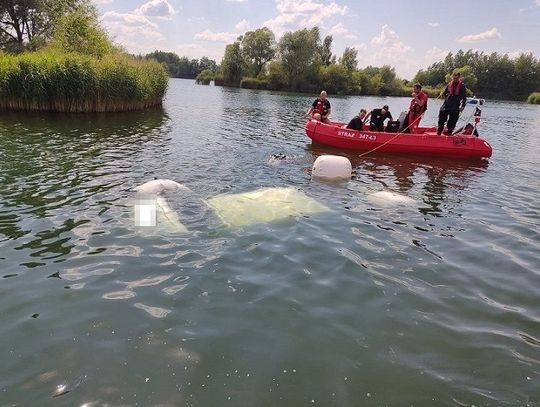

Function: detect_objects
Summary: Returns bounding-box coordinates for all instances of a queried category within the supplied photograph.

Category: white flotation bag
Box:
[312,155,352,180]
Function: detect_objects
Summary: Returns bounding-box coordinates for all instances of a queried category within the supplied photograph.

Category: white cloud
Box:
[424,46,449,64]
[427,22,439,27]
[135,0,176,18]
[457,27,501,42]
[263,0,347,36]
[101,10,165,51]
[353,25,415,77]
[194,29,238,43]
[536,0,540,6]
[507,49,533,59]
[235,19,250,31]
[369,25,412,61]
[328,23,357,39]
[226,0,248,2]
[352,43,367,51]
[94,0,113,4]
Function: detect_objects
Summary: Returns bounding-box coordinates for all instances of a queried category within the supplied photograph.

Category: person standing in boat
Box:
[306,90,331,123]
[365,105,392,131]
[346,109,367,130]
[406,83,428,133]
[437,72,467,135]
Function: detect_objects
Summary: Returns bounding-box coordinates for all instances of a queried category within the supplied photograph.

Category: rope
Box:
[356,112,425,158]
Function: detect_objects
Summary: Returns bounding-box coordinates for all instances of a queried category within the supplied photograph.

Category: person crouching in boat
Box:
[346,109,367,130]
[365,105,392,131]
[437,72,467,135]
[306,90,331,123]
[406,83,428,133]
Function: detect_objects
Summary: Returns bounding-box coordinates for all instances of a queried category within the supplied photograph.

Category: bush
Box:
[527,92,540,104]
[195,69,215,85]
[240,77,268,89]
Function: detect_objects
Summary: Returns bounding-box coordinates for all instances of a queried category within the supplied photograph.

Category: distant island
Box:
[0,2,168,113]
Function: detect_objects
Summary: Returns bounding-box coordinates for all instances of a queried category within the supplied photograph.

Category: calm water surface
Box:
[0,79,539,406]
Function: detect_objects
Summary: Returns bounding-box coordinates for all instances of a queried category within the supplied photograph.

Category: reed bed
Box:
[0,50,168,112]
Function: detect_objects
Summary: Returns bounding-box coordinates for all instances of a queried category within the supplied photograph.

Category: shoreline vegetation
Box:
[527,92,540,104]
[0,3,168,113]
[181,26,539,103]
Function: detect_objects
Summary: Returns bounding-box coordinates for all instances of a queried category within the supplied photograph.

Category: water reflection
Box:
[0,109,169,262]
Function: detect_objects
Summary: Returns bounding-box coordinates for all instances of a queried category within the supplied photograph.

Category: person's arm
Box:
[364,111,372,123]
[460,85,467,111]
[439,85,448,99]
[305,99,317,117]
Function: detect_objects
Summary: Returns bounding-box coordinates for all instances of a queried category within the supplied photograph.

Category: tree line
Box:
[143,51,217,80]
[414,49,540,100]
[216,26,410,96]
[214,26,540,101]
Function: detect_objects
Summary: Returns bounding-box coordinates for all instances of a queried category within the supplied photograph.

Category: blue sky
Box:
[95,0,540,79]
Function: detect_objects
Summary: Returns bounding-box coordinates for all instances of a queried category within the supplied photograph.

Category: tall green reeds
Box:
[0,8,168,113]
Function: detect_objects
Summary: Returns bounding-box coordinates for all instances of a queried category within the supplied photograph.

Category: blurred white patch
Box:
[134,197,157,227]
[366,191,415,206]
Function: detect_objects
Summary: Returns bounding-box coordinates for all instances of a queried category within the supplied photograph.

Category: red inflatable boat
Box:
[304,120,492,159]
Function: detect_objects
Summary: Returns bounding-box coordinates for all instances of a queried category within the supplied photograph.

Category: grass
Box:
[0,50,168,112]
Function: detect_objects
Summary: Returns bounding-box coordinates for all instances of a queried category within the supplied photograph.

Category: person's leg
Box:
[437,110,448,135]
[447,111,460,134]
[409,112,420,133]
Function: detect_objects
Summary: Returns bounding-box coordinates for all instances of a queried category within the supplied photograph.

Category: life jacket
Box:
[410,91,428,114]
[448,80,462,96]
[314,98,328,115]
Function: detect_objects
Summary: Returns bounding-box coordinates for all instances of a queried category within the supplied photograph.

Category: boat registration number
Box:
[338,130,377,141]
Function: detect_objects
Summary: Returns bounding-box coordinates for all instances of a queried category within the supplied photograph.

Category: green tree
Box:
[50,6,112,57]
[1,0,90,51]
[219,40,245,86]
[241,27,275,77]
[339,47,357,75]
[319,35,335,66]
[266,60,286,90]
[278,27,320,90]
[199,56,217,73]
[319,64,348,94]
[513,53,540,99]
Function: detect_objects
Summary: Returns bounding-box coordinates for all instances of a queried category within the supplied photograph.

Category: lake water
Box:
[0,78,539,406]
